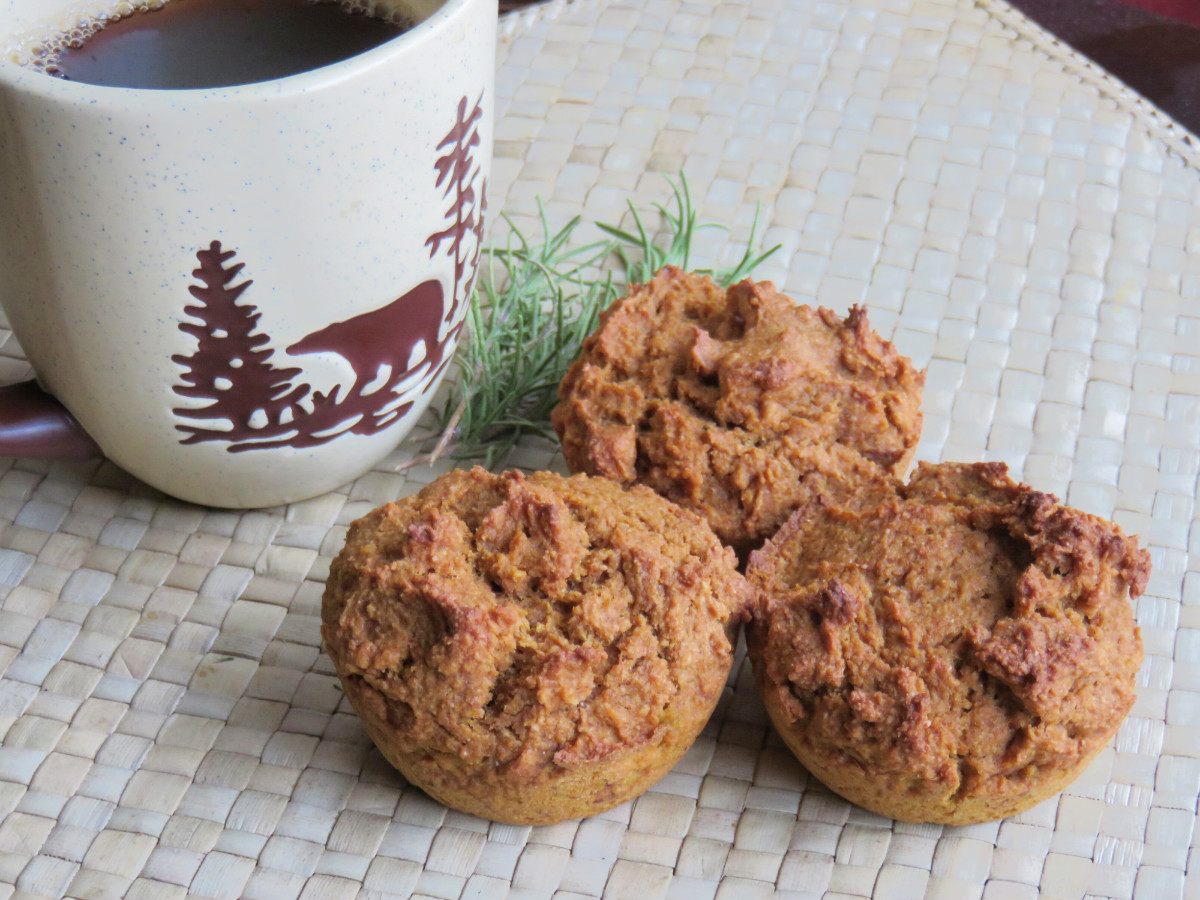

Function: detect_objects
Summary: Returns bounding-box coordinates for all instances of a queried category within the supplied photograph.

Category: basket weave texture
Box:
[0,0,1197,898]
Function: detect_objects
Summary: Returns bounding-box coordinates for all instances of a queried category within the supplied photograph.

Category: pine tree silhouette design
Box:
[427,92,488,328]
[171,242,308,446]
[171,94,486,453]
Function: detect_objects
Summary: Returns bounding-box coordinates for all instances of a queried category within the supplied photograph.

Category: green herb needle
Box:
[422,173,779,467]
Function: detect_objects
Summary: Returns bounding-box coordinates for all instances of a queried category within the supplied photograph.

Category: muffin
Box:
[322,466,753,825]
[552,266,925,556]
[745,461,1149,825]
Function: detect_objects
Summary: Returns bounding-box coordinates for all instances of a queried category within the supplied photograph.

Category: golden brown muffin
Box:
[745,461,1149,825]
[322,466,753,825]
[552,266,924,557]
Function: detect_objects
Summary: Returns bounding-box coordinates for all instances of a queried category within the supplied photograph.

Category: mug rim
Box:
[0,0,483,98]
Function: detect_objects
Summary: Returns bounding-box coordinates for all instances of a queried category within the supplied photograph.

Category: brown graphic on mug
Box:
[171,94,486,452]
[428,93,487,327]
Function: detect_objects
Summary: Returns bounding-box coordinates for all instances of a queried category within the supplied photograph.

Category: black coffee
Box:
[42,0,410,89]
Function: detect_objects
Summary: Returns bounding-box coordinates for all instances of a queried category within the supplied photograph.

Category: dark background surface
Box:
[1009,0,1200,135]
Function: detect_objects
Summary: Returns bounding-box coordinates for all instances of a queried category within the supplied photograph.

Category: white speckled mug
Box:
[0,0,494,507]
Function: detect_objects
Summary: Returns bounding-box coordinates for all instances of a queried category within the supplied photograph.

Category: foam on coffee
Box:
[6,1,157,69]
[10,0,423,87]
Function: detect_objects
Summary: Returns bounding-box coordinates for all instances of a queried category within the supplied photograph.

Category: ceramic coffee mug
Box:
[0,0,494,507]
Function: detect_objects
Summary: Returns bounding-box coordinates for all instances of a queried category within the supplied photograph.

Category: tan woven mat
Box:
[1,0,1197,897]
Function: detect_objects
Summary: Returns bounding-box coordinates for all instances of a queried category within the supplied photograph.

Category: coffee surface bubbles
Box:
[30,0,411,89]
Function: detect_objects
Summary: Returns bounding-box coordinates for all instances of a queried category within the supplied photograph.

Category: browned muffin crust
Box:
[551,266,924,556]
[746,461,1149,825]
[322,466,753,825]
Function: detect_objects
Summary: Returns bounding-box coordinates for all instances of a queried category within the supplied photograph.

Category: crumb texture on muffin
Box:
[322,466,752,824]
[552,266,924,554]
[746,461,1149,825]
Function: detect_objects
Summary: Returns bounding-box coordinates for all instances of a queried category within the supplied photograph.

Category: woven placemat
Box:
[1,0,1196,897]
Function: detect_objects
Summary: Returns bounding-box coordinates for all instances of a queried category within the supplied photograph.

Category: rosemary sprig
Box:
[427,204,618,468]
[599,173,777,288]
[422,174,779,467]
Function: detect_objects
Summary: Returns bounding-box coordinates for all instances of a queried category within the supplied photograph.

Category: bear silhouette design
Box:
[286,279,449,392]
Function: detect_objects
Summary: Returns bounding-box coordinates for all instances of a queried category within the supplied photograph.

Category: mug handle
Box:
[0,381,103,461]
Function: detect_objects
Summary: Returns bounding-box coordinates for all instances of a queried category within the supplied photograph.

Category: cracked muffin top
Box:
[745,461,1149,824]
[551,266,925,556]
[322,466,753,823]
